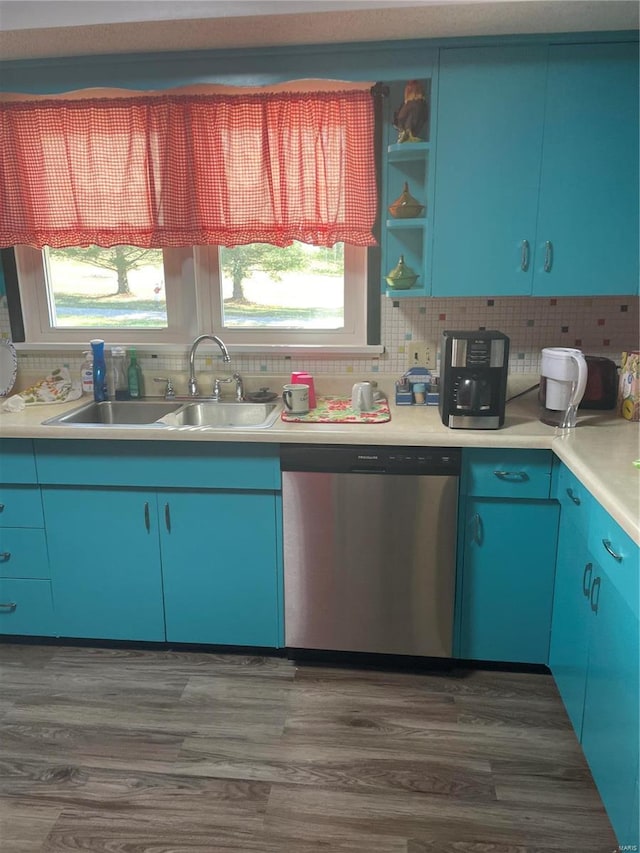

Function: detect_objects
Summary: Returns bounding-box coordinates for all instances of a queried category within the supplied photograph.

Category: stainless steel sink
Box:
[42,400,183,426]
[170,401,280,429]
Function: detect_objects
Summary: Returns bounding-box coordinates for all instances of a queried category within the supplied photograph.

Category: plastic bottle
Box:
[111,346,130,400]
[81,351,94,396]
[127,348,144,399]
[90,339,108,402]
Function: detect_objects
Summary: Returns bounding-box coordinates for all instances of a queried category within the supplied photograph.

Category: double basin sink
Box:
[42,399,281,430]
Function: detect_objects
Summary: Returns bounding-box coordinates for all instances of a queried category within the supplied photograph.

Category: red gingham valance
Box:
[0,89,377,249]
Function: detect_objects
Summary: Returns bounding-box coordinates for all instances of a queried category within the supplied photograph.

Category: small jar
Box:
[413,382,427,404]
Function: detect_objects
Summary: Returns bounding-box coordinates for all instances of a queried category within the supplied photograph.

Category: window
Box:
[13,242,371,350]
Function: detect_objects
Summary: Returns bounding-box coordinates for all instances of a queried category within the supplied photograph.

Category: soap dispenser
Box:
[90,339,108,402]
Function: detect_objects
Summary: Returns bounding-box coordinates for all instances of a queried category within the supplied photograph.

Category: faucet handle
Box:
[153,376,176,399]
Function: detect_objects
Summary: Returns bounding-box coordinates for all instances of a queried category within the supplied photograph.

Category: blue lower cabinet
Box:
[581,564,639,849]
[0,578,55,636]
[458,498,559,664]
[548,516,592,735]
[42,487,166,641]
[159,490,279,647]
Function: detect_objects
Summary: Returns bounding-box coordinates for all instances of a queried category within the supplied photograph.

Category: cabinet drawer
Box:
[0,578,56,636]
[35,440,281,491]
[0,529,49,579]
[0,439,37,484]
[589,502,639,619]
[555,464,593,536]
[0,486,44,528]
[463,449,553,498]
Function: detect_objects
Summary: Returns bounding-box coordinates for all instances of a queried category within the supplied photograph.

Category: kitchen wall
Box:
[3,293,637,387]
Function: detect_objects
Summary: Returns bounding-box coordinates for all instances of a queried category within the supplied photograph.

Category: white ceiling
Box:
[0,1,637,60]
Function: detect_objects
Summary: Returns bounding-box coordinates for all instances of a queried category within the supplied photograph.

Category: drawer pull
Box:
[0,504,4,512]
[590,576,601,614]
[544,240,553,272]
[520,239,530,272]
[602,539,622,563]
[0,552,10,562]
[566,488,581,506]
[144,502,150,532]
[493,470,529,482]
[164,502,171,533]
[582,562,593,597]
[0,602,17,612]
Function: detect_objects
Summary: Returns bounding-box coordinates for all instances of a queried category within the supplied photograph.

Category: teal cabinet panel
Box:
[431,46,547,296]
[34,440,281,491]
[42,487,166,641]
[0,439,37,484]
[534,43,639,296]
[0,578,56,636]
[581,567,639,848]
[459,497,559,664]
[160,490,279,647]
[588,500,639,619]
[548,516,591,736]
[462,448,552,499]
[0,529,49,579]
[554,462,593,536]
[0,486,44,528]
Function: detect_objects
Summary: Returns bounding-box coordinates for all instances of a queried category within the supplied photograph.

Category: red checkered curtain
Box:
[0,89,377,249]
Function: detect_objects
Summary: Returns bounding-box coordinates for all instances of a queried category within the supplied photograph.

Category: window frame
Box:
[11,243,376,352]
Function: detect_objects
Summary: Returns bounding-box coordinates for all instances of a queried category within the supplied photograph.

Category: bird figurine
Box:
[393,80,428,143]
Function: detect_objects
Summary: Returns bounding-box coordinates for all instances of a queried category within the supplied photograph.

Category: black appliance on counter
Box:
[439,330,510,429]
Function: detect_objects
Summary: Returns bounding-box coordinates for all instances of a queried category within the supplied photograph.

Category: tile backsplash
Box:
[3,294,638,384]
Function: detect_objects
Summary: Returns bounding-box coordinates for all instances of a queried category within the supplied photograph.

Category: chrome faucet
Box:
[188,335,231,397]
[233,372,244,401]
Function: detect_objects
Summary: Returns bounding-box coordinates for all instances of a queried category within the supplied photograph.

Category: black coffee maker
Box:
[439,330,510,429]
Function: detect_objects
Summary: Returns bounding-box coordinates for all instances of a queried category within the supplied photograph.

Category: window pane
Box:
[219,242,344,329]
[44,246,167,328]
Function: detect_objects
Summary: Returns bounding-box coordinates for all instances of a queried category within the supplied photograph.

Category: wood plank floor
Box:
[0,644,618,852]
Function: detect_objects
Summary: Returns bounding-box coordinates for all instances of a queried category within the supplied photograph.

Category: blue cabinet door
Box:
[534,43,639,296]
[459,497,558,664]
[548,516,591,736]
[581,565,640,848]
[159,490,279,647]
[431,46,547,296]
[42,487,166,641]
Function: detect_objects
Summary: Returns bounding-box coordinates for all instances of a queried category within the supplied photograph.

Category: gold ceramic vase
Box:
[385,254,419,290]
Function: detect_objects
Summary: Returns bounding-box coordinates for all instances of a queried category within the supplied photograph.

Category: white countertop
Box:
[1,390,638,544]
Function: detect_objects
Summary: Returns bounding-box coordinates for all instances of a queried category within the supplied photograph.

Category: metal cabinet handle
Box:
[0,503,5,512]
[582,562,593,597]
[0,602,16,611]
[164,503,171,533]
[590,576,601,614]
[0,552,10,562]
[144,501,150,532]
[493,470,529,482]
[472,513,483,546]
[566,488,581,506]
[520,239,530,272]
[544,240,553,272]
[602,539,622,563]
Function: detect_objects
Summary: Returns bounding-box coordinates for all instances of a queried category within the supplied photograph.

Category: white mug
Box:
[283,383,309,414]
[351,381,375,412]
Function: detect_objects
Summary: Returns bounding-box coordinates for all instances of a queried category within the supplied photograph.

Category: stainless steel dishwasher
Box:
[281,444,460,658]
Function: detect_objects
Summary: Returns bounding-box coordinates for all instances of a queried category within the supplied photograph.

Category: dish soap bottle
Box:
[81,351,94,396]
[111,346,129,400]
[127,348,144,399]
[90,339,108,402]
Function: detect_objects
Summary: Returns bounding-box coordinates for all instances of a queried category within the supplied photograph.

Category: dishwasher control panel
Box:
[280,444,461,475]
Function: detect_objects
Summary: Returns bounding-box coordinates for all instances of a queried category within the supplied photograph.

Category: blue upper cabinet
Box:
[431,40,639,297]
[432,45,547,296]
[534,42,639,296]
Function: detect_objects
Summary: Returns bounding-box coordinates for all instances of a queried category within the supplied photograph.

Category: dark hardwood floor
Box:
[0,643,618,852]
